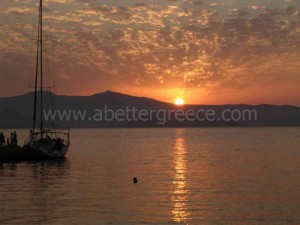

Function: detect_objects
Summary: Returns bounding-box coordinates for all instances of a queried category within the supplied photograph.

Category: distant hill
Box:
[0,91,299,128]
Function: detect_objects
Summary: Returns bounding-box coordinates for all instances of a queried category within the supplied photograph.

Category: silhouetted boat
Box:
[0,0,70,161]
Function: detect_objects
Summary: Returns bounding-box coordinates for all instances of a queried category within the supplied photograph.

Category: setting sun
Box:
[175,98,185,106]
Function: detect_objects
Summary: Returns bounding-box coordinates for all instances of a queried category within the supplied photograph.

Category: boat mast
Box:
[32,0,42,133]
[40,0,44,138]
[32,3,41,133]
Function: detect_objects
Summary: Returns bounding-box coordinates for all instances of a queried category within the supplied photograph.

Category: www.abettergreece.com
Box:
[43,106,258,125]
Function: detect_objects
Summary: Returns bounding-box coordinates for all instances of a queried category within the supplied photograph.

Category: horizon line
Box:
[0,90,299,108]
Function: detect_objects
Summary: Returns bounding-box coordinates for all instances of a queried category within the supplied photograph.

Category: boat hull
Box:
[0,146,34,161]
[31,144,69,158]
[0,143,69,162]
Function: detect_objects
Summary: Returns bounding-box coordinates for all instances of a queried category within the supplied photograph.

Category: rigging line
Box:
[44,13,57,129]
[28,3,39,88]
[27,8,39,125]
[50,36,56,90]
[45,42,50,88]
[27,30,34,88]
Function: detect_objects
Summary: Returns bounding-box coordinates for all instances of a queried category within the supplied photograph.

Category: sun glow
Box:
[175,98,185,106]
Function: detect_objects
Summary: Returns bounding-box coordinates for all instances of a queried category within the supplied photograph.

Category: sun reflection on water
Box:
[172,134,191,223]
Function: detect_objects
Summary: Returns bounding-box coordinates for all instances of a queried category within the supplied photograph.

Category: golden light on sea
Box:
[172,133,191,223]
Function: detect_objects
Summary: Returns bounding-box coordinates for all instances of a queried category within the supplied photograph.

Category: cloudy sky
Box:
[0,0,300,105]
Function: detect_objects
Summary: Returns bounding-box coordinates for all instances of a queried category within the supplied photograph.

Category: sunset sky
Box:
[0,0,300,105]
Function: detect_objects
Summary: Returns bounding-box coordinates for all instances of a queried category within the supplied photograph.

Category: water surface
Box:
[0,128,299,225]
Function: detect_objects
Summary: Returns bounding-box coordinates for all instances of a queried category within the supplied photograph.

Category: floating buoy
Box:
[133,177,138,184]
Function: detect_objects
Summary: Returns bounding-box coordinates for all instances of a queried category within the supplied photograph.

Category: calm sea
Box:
[0,128,299,225]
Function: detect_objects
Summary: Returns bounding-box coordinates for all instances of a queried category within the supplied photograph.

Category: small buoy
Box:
[133,177,138,184]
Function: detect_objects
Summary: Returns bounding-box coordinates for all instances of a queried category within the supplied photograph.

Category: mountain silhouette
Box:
[0,91,299,128]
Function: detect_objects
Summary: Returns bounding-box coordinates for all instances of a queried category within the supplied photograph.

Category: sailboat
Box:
[25,0,70,158]
[0,0,70,160]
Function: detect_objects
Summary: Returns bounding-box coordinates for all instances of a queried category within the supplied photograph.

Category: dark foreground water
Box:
[0,128,299,225]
